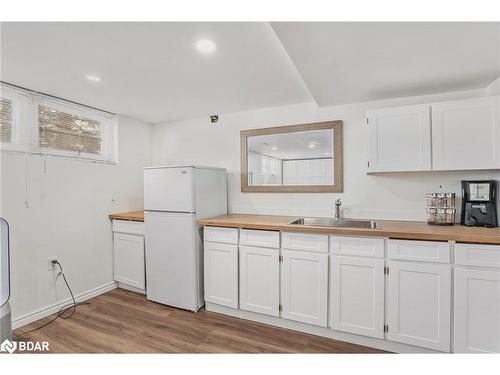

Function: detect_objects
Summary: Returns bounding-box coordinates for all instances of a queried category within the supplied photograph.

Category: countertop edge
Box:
[107,212,500,245]
[198,216,500,245]
[109,211,145,222]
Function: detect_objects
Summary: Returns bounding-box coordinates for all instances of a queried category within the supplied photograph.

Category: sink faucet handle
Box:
[335,199,342,206]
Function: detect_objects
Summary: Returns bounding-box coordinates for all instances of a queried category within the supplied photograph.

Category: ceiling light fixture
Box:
[195,39,217,55]
[271,146,278,151]
[308,143,316,149]
[85,74,102,82]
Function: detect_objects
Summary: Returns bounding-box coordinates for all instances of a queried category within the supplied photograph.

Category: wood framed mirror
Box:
[241,121,343,193]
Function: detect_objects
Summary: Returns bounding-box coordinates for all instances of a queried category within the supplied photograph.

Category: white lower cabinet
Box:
[239,245,280,316]
[203,226,500,353]
[331,255,385,338]
[204,241,239,308]
[387,261,451,352]
[454,267,500,353]
[113,232,146,290]
[281,249,328,327]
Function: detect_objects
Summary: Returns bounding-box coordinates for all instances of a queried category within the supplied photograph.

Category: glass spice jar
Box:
[445,208,456,223]
[426,207,437,223]
[445,193,456,207]
[436,193,446,207]
[426,193,437,206]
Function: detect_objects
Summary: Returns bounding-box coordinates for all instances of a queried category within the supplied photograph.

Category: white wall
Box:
[485,76,500,96]
[152,89,500,221]
[0,115,152,322]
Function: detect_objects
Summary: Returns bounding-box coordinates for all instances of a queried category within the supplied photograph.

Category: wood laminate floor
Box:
[13,288,387,353]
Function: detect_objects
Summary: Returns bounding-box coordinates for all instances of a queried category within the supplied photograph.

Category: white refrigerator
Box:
[144,166,227,311]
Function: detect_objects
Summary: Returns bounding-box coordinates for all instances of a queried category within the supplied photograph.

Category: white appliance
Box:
[1,217,12,341]
[144,166,227,311]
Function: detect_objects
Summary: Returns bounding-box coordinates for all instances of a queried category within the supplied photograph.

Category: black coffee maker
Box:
[461,180,498,228]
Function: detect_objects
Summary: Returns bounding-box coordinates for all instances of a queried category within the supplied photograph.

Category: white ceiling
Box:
[271,22,500,106]
[0,22,312,123]
[1,22,499,123]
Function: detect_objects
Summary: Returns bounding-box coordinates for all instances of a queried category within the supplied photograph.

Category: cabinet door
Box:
[204,242,238,308]
[367,105,431,172]
[432,96,500,170]
[239,246,279,316]
[113,233,145,290]
[387,261,451,352]
[281,250,328,327]
[331,256,385,338]
[454,267,500,353]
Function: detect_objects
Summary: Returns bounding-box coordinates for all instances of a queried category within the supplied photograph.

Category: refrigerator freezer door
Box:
[144,167,196,213]
[145,211,200,310]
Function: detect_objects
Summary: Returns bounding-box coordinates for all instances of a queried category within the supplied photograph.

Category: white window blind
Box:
[0,98,14,143]
[0,84,118,163]
[38,104,102,155]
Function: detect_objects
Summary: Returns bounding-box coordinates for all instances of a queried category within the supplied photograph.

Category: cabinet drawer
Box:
[455,243,500,269]
[282,232,328,253]
[112,220,145,235]
[240,229,280,249]
[330,236,384,258]
[204,226,238,244]
[388,239,451,263]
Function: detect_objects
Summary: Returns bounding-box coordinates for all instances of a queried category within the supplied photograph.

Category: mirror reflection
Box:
[247,129,334,186]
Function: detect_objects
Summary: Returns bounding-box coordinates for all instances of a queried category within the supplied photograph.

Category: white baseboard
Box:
[12,282,118,330]
[206,302,440,354]
[117,283,145,295]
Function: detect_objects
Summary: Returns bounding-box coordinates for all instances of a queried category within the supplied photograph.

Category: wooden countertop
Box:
[198,213,500,245]
[108,211,144,222]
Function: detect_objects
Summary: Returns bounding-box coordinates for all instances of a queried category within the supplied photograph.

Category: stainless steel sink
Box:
[289,217,377,229]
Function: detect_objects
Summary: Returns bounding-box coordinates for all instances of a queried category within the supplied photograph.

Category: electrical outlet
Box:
[48,257,59,271]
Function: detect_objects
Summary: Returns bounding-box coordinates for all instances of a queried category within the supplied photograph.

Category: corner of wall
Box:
[485,76,500,96]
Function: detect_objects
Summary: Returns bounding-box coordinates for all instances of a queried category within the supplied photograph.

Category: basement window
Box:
[0,84,118,163]
[0,98,14,143]
[38,105,103,155]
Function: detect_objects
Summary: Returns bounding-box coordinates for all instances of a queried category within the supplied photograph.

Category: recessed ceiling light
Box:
[85,74,102,82]
[271,146,278,151]
[324,152,331,156]
[195,39,217,55]
[308,143,316,149]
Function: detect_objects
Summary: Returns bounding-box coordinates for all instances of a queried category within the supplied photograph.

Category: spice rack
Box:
[425,186,456,226]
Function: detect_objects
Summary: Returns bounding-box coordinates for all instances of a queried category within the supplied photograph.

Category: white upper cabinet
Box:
[367,104,432,172]
[367,95,500,173]
[431,96,500,170]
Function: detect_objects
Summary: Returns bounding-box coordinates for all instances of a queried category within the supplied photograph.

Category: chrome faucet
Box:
[334,199,342,220]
